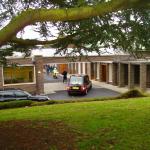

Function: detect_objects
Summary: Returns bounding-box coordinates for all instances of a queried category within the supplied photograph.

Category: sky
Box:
[14,25,59,57]
[13,25,124,57]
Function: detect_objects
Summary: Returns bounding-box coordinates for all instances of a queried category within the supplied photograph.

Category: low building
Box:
[0,56,44,94]
[0,54,150,94]
[68,56,150,92]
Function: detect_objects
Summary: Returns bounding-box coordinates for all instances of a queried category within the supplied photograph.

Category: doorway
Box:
[101,65,107,82]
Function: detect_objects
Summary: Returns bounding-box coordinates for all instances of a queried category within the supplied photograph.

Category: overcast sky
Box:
[13,25,124,57]
[14,25,59,57]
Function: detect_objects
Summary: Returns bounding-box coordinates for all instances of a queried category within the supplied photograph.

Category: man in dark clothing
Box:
[62,70,67,83]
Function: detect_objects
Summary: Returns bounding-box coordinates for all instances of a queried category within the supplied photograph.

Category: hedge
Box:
[0,100,32,109]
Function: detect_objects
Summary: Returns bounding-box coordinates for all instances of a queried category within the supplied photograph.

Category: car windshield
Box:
[23,91,32,96]
[70,76,83,85]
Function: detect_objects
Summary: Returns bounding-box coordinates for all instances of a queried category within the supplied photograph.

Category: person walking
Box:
[53,67,58,79]
[62,70,67,83]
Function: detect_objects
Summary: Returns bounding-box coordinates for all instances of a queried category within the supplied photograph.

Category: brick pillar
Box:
[87,62,91,79]
[70,63,72,74]
[0,66,3,89]
[112,63,118,85]
[80,62,83,74]
[34,56,44,94]
[85,63,87,74]
[96,62,100,81]
[94,63,97,80]
[82,62,85,74]
[72,63,75,74]
[78,63,80,74]
[140,63,147,91]
[118,63,125,87]
[68,63,71,74]
[99,63,102,82]
[128,63,134,89]
[99,63,103,82]
[106,64,109,84]
[76,63,78,74]
[74,63,76,74]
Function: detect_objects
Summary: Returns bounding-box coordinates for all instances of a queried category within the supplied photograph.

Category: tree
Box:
[0,0,150,62]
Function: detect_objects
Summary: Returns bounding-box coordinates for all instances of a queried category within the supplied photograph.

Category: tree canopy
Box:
[0,0,150,62]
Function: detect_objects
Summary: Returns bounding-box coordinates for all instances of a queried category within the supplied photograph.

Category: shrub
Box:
[117,89,146,99]
[0,100,32,109]
[46,100,57,105]
[31,101,47,106]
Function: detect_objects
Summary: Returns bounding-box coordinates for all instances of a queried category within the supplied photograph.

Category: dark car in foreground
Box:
[67,74,92,95]
[0,89,50,102]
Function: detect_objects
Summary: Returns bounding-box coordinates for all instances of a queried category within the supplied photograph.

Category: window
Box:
[3,66,34,84]
[14,91,28,97]
[70,76,83,85]
[84,76,89,84]
[0,91,14,98]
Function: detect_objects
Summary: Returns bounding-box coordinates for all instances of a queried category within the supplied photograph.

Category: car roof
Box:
[0,88,22,91]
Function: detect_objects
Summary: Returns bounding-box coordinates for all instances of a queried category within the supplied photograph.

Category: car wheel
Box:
[84,89,88,95]
[90,85,92,89]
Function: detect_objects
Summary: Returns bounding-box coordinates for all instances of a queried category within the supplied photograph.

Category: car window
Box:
[70,76,83,85]
[0,91,14,98]
[14,91,28,97]
[0,91,3,98]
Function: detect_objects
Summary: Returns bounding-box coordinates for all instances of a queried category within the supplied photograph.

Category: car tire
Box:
[90,85,92,89]
[84,89,88,95]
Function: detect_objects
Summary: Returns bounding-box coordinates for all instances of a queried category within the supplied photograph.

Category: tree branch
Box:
[0,0,149,46]
[10,34,75,46]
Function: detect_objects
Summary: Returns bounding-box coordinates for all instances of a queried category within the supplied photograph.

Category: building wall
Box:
[57,64,68,73]
[0,67,3,89]
[147,65,150,88]
[4,84,37,94]
[82,62,86,74]
[43,55,129,64]
[0,56,44,94]
[1,55,150,94]
[78,63,81,74]
[34,56,44,94]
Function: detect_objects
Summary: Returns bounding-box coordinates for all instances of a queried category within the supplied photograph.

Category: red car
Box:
[67,74,92,95]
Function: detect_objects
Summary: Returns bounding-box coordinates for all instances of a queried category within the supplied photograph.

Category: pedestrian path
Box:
[44,73,64,83]
[92,81,128,93]
[44,82,67,94]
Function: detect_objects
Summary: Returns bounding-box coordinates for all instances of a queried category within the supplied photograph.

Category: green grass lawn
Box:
[0,97,150,149]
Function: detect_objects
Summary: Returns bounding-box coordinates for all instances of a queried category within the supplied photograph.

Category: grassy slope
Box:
[0,97,150,149]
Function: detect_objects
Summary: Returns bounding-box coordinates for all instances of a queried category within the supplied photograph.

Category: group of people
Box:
[45,65,58,78]
[45,64,67,82]
[45,65,56,75]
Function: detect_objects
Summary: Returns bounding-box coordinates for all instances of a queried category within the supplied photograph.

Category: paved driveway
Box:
[44,74,120,100]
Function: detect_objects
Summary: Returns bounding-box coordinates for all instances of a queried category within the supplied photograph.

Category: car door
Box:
[1,91,16,101]
[85,75,92,89]
[0,91,4,102]
[14,91,28,100]
[83,76,89,89]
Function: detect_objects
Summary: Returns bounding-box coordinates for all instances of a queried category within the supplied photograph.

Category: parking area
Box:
[44,74,120,100]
